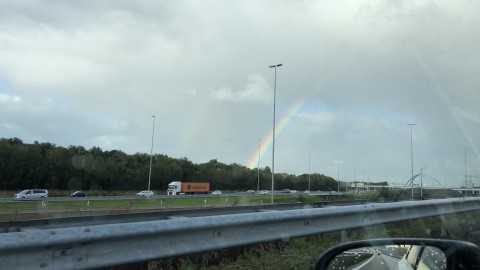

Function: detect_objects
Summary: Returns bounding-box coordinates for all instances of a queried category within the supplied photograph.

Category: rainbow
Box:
[246,100,304,169]
[246,62,346,169]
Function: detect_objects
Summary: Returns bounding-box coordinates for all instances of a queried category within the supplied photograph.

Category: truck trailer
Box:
[167,181,210,195]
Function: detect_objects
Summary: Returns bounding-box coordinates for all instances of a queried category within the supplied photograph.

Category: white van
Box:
[14,189,48,200]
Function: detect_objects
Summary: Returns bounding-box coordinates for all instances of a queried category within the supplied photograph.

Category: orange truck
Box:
[167,181,210,195]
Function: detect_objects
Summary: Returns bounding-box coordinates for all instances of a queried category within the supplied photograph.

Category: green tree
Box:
[0,137,338,193]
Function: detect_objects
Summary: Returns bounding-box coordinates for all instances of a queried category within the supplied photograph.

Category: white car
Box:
[258,190,269,195]
[290,190,297,194]
[14,189,48,200]
[246,190,255,194]
[136,190,154,197]
[212,190,222,195]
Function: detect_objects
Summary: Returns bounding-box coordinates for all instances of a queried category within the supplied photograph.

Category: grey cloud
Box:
[0,1,478,186]
[210,74,272,103]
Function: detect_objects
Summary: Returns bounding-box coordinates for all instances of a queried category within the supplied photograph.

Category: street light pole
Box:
[465,147,468,189]
[257,139,261,195]
[407,123,416,197]
[308,151,311,191]
[148,115,156,191]
[337,161,340,193]
[269,63,282,204]
[420,165,426,197]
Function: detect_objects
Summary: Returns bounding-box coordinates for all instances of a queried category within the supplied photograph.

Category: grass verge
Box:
[146,211,480,270]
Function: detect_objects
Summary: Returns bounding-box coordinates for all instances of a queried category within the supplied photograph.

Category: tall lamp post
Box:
[337,161,340,193]
[257,139,261,195]
[465,147,468,189]
[420,165,426,197]
[148,115,155,191]
[407,123,416,197]
[308,151,311,191]
[269,63,282,204]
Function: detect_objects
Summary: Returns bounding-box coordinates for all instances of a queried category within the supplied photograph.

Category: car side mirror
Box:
[315,238,480,270]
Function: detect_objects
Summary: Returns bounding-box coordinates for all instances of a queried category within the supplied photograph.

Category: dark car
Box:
[70,191,87,197]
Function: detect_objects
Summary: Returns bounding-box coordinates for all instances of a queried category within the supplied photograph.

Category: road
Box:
[0,190,340,203]
[344,253,400,270]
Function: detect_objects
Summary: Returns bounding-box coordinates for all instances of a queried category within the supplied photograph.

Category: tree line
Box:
[0,137,344,192]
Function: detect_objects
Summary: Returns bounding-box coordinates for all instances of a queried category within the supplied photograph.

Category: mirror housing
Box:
[315,238,480,270]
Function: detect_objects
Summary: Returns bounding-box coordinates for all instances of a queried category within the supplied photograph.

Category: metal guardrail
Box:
[1,197,480,270]
[0,197,435,232]
[0,198,384,232]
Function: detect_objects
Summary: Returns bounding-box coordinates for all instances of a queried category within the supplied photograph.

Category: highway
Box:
[332,249,401,270]
[0,190,342,203]
[349,253,399,270]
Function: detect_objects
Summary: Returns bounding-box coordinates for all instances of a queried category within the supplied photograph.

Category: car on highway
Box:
[246,190,255,194]
[304,190,310,194]
[14,189,48,200]
[70,191,87,197]
[136,190,154,198]
[290,190,297,194]
[258,190,269,195]
[281,189,291,193]
[212,190,222,195]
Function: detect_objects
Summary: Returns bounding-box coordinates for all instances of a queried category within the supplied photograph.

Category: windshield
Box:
[0,1,479,270]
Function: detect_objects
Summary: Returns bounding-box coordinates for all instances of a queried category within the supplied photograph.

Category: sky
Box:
[0,0,479,187]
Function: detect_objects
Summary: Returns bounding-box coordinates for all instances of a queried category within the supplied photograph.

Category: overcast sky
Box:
[1,0,479,187]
